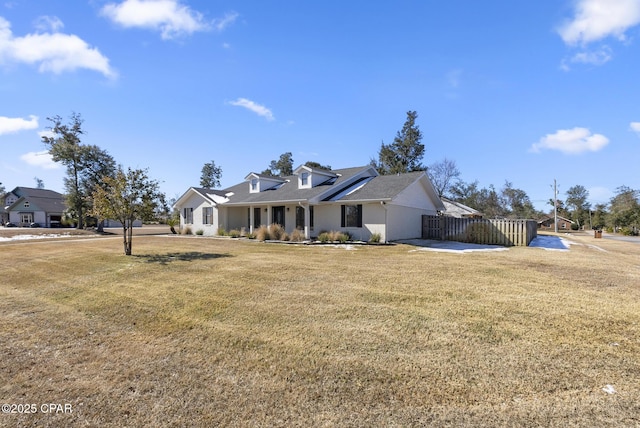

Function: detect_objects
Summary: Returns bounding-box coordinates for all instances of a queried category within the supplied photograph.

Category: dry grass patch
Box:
[1,234,639,426]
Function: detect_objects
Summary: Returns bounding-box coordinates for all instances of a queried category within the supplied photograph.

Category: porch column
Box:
[249,205,254,234]
[304,204,310,239]
[266,205,272,228]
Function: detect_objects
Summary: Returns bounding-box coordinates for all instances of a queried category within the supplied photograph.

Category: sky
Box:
[1,0,639,212]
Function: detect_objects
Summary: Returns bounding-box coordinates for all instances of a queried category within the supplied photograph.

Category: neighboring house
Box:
[538,215,574,230]
[441,197,483,218]
[4,187,66,227]
[174,165,445,242]
[102,219,143,228]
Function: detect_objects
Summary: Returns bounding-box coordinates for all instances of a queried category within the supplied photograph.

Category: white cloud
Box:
[530,127,609,154]
[212,12,239,32]
[0,17,116,78]
[228,98,275,121]
[101,0,222,39]
[630,122,640,136]
[20,150,59,169]
[34,15,64,33]
[558,0,640,45]
[0,115,38,135]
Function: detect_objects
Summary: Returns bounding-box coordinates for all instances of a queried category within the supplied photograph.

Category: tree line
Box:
[233,110,639,232]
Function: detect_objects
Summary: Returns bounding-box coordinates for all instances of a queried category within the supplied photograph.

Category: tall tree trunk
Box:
[73,159,84,229]
[122,225,129,255]
[126,222,134,255]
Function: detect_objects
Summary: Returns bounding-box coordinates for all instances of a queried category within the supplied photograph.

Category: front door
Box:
[272,206,285,227]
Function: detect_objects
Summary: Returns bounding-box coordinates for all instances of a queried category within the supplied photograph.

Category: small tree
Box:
[92,167,162,255]
[200,161,222,188]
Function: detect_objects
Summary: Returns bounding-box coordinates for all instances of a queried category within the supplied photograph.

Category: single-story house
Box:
[441,197,483,218]
[3,187,66,227]
[538,215,574,230]
[174,165,445,242]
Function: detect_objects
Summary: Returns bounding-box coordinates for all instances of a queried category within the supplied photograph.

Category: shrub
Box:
[337,232,350,243]
[167,218,178,234]
[318,232,331,243]
[217,227,227,236]
[255,225,270,241]
[183,226,192,235]
[269,223,286,241]
[369,232,382,243]
[229,229,241,238]
[195,229,204,236]
[290,229,306,242]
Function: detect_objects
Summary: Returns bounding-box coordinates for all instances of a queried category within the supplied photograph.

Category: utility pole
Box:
[553,179,558,233]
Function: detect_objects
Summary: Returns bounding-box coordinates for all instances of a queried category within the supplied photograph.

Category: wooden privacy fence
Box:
[422,216,538,247]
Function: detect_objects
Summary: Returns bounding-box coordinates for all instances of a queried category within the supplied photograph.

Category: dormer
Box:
[245,173,287,193]
[293,165,338,189]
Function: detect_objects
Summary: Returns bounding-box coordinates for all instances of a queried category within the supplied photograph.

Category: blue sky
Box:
[1,0,639,211]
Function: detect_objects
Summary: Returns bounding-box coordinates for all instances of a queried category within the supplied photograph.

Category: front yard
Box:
[1,233,638,426]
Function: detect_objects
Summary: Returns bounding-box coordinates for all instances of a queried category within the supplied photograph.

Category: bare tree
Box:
[427,158,460,197]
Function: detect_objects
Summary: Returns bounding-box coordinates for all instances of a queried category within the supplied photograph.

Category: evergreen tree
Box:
[262,152,294,176]
[373,111,425,174]
[42,113,115,229]
[200,161,222,188]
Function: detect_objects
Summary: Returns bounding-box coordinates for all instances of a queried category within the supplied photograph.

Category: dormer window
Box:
[293,165,337,189]
[246,173,286,193]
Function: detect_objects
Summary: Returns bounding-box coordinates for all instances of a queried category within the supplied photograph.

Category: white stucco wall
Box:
[179,192,218,236]
[312,203,384,242]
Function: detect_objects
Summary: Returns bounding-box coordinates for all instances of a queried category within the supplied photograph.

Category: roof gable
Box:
[336,171,445,210]
[173,187,228,208]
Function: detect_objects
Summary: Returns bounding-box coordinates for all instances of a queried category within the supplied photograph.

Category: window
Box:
[24,201,30,208]
[202,207,213,225]
[295,206,315,230]
[310,206,314,229]
[301,172,309,187]
[183,207,193,224]
[341,204,362,228]
[296,206,304,229]
[253,207,262,229]
[251,178,258,192]
[21,213,33,224]
[272,206,285,227]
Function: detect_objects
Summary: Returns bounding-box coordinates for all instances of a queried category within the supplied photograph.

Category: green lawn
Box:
[1,233,639,427]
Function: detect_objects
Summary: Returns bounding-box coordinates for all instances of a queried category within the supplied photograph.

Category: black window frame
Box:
[341,204,362,228]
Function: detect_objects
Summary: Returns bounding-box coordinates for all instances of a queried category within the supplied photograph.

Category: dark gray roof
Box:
[337,171,426,201]
[223,166,374,205]
[12,187,64,199]
[7,187,66,213]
